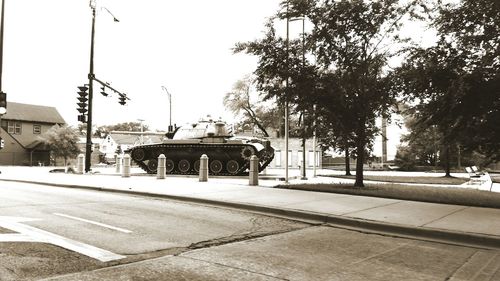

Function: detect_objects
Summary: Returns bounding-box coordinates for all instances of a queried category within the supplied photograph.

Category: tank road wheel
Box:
[210,160,223,174]
[193,160,200,173]
[165,159,175,173]
[226,160,239,175]
[241,147,254,160]
[147,159,158,173]
[178,159,190,173]
[131,148,146,161]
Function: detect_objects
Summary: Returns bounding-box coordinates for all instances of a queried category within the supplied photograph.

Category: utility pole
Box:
[85,2,96,173]
[83,1,124,172]
[0,0,7,164]
[0,0,5,91]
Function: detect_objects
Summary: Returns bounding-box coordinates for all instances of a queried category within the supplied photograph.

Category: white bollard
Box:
[115,155,122,173]
[249,155,259,186]
[76,154,84,174]
[199,154,208,182]
[122,154,131,178]
[157,154,166,179]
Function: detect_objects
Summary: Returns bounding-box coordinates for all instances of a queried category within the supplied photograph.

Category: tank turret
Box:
[127,118,274,176]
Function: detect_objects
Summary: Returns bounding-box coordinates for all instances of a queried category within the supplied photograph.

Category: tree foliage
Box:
[76,122,150,137]
[308,0,423,186]
[396,0,500,167]
[38,125,81,166]
[235,0,426,186]
[223,76,272,137]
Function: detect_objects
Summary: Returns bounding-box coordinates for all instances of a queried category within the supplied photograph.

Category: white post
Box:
[115,155,122,173]
[199,154,208,182]
[122,154,131,178]
[157,154,166,179]
[76,154,85,174]
[313,104,317,178]
[249,155,259,186]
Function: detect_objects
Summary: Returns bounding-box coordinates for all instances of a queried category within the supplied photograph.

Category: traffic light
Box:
[0,91,7,114]
[77,85,88,123]
[0,137,4,150]
[118,95,126,105]
[100,85,108,96]
[77,114,87,123]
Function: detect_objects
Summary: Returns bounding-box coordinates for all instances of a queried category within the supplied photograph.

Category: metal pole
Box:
[300,17,307,180]
[0,0,5,152]
[85,5,96,173]
[284,3,289,184]
[0,0,5,90]
[381,116,387,168]
[161,86,173,131]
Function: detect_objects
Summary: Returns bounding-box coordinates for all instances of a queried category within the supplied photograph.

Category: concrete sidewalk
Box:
[1,166,499,250]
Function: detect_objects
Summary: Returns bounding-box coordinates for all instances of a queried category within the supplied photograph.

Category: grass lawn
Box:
[276,182,500,209]
[328,175,469,185]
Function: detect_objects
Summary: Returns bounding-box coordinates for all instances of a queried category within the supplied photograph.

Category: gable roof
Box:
[108,133,139,146]
[2,102,66,124]
[109,133,164,146]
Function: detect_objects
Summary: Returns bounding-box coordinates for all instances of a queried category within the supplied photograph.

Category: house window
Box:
[308,151,314,167]
[8,121,21,135]
[275,150,281,167]
[33,125,41,134]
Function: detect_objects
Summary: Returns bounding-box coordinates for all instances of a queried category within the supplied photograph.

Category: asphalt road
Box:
[1,182,499,280]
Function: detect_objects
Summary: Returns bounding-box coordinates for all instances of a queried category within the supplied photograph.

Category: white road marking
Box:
[53,213,133,234]
[0,216,126,262]
[0,233,38,242]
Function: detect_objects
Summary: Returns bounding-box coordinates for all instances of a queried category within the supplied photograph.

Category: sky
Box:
[2,0,436,160]
[3,0,281,130]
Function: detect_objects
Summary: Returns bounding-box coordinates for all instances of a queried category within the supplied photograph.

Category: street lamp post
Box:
[298,17,307,180]
[161,86,173,132]
[284,3,306,182]
[284,7,290,184]
[85,2,96,173]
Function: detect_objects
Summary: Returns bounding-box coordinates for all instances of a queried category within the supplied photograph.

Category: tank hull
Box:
[127,140,274,176]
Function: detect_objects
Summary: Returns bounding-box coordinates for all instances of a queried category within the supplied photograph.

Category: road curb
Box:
[2,178,499,250]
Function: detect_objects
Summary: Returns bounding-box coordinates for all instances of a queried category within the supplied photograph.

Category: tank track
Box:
[128,143,274,176]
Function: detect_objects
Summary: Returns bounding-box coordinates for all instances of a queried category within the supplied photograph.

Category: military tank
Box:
[127,118,274,176]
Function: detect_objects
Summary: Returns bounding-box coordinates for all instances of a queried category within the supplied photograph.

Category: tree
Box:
[95,122,149,137]
[223,76,272,137]
[309,0,425,186]
[436,0,500,161]
[38,125,81,166]
[235,0,425,186]
[77,122,149,137]
[396,0,500,171]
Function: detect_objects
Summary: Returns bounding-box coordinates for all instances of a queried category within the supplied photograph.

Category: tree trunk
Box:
[301,137,307,178]
[345,144,351,176]
[444,144,451,177]
[354,139,365,187]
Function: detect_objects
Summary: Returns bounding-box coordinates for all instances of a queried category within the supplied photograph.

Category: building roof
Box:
[109,133,139,145]
[2,102,66,124]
